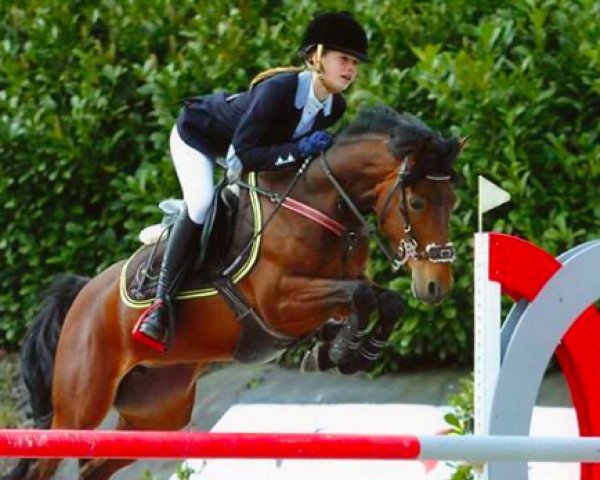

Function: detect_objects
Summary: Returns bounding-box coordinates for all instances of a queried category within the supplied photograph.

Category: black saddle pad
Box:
[120,173,262,308]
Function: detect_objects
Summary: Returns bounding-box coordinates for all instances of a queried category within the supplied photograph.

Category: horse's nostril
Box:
[427,281,439,298]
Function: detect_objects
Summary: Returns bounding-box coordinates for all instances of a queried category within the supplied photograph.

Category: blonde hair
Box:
[250,66,305,89]
[249,44,325,88]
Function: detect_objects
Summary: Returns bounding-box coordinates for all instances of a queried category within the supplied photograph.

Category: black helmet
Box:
[299,11,369,62]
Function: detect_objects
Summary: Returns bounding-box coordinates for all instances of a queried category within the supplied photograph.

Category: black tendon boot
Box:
[133,212,203,351]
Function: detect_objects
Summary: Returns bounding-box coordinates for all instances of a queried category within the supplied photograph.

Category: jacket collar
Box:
[295,70,333,116]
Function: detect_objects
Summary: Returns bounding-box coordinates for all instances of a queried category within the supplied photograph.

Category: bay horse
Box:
[6,105,462,480]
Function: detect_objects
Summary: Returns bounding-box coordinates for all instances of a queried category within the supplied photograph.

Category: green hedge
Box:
[1,0,599,368]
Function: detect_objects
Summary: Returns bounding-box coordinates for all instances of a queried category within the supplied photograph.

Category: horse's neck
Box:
[310,138,393,210]
[257,137,393,223]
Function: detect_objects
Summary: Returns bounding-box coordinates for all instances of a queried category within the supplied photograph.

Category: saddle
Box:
[120,173,296,363]
[121,181,255,305]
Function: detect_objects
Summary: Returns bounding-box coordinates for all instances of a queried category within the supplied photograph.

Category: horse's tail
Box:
[23,273,90,423]
[2,274,89,480]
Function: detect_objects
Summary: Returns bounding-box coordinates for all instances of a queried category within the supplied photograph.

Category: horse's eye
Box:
[409,197,425,210]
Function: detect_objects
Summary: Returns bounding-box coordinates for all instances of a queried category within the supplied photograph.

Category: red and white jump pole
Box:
[3,429,600,463]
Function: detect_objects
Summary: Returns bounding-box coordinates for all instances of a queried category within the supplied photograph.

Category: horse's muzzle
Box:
[411,269,453,305]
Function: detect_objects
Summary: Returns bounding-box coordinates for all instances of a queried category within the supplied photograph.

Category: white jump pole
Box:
[420,435,600,463]
[474,231,501,439]
[474,176,511,480]
[474,232,501,480]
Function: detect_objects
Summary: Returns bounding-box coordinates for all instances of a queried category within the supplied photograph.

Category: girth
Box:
[213,277,296,364]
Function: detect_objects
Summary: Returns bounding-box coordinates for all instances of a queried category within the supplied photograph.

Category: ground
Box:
[0,350,30,475]
[0,350,570,480]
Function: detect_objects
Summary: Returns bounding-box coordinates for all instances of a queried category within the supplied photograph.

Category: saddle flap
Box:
[121,173,261,308]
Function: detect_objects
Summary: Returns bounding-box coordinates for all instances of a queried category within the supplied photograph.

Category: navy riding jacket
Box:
[175,71,346,171]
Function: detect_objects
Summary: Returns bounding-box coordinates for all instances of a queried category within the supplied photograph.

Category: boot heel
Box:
[132,302,168,352]
[132,317,168,352]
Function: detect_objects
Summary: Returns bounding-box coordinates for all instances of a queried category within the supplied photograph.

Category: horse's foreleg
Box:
[300,318,344,372]
[271,277,370,372]
[301,287,404,374]
[328,282,378,373]
[351,288,404,372]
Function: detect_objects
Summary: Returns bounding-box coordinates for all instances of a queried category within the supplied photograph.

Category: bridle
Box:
[318,153,456,272]
[375,158,456,271]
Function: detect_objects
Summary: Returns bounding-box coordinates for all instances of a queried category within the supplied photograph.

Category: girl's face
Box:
[316,50,360,93]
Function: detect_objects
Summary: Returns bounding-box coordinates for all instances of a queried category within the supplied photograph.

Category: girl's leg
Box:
[133,127,213,351]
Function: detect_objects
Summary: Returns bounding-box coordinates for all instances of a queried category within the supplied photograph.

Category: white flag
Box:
[478,175,510,231]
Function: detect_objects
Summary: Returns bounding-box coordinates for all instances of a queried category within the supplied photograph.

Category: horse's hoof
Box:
[336,363,359,375]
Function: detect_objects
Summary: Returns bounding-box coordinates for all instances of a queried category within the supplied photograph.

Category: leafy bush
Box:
[1,0,598,369]
[445,375,475,480]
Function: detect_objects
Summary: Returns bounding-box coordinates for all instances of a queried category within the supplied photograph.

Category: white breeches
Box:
[170,126,214,225]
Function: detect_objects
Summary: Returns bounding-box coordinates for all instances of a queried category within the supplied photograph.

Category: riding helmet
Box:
[299,11,369,62]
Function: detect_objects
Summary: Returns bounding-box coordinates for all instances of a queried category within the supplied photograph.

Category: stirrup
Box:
[132,301,168,352]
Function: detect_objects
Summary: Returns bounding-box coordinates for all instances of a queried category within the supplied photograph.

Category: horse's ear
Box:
[397,138,432,171]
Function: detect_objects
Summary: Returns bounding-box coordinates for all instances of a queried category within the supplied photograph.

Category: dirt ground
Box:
[0,349,570,480]
[0,352,469,479]
[0,350,31,476]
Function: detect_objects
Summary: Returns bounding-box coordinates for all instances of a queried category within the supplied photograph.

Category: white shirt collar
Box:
[295,70,333,116]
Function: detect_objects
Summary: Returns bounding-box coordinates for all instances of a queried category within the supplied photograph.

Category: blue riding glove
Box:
[298,131,333,158]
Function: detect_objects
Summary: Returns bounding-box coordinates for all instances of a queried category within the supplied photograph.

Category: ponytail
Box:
[250,66,305,89]
[248,45,326,89]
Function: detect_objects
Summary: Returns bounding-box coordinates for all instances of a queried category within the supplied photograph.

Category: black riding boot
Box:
[133,212,203,351]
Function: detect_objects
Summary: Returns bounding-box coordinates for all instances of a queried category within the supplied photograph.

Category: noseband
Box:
[319,154,456,271]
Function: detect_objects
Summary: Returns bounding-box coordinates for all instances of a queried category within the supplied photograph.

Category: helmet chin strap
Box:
[313,44,337,94]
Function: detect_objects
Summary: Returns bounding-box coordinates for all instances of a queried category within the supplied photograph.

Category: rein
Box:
[236,145,455,274]
[223,156,313,276]
[317,154,398,264]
